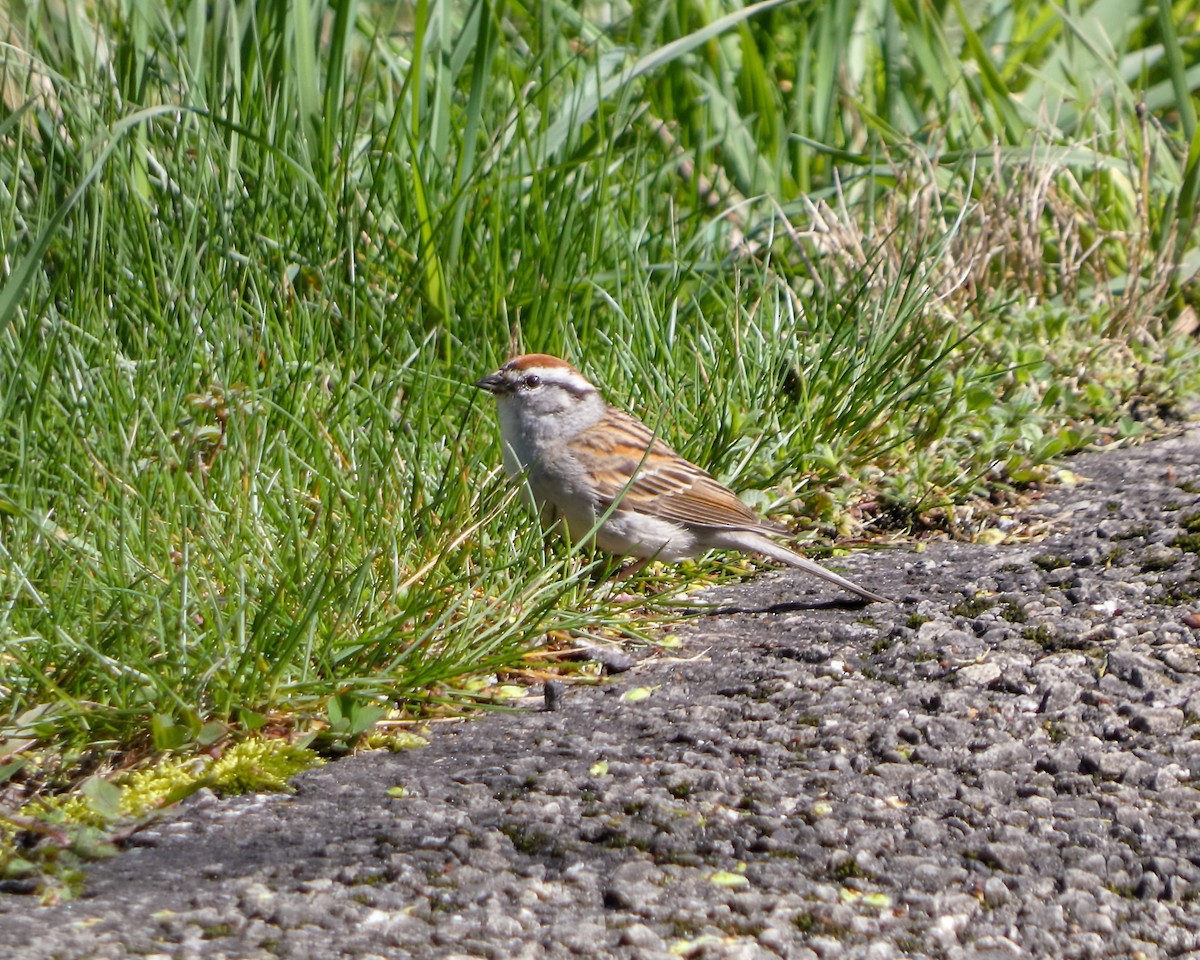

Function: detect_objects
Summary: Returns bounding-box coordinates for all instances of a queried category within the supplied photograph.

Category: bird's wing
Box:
[568,406,785,533]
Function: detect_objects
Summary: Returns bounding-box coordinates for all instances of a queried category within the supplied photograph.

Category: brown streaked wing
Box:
[570,406,784,533]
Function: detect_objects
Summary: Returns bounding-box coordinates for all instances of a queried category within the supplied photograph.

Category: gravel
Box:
[2,426,1199,959]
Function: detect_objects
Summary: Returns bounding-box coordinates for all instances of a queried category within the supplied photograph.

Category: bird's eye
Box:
[522,374,541,389]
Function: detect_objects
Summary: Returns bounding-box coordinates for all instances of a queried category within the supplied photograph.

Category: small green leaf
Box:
[840,888,892,908]
[347,704,387,737]
[669,936,722,957]
[3,857,38,879]
[150,713,188,751]
[709,871,751,888]
[81,776,122,821]
[620,686,658,703]
[382,733,430,752]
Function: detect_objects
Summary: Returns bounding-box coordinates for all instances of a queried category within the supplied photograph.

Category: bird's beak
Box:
[473,371,506,394]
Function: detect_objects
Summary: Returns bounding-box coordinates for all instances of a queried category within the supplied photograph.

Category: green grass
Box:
[0,0,1198,827]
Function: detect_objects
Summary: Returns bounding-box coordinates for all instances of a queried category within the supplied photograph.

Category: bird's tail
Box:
[755,537,891,604]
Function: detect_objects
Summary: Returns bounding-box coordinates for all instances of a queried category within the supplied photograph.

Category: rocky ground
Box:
[2,426,1200,959]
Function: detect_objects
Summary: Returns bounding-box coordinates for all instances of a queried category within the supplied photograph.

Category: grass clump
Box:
[0,0,1197,841]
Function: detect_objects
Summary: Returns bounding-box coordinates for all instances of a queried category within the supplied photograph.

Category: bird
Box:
[474,353,889,603]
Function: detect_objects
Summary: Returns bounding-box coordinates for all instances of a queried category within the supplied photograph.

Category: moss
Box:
[501,823,566,858]
[952,596,995,618]
[718,919,767,938]
[598,830,653,853]
[1032,554,1072,571]
[792,911,851,939]
[1106,883,1139,899]
[21,794,107,831]
[831,858,866,880]
[997,599,1027,623]
[1171,533,1200,555]
[1024,624,1090,652]
[117,761,206,818]
[116,740,322,818]
[1100,547,1126,566]
[1,738,323,900]
[206,740,323,795]
[347,871,388,887]
[1154,579,1200,606]
[1142,551,1182,572]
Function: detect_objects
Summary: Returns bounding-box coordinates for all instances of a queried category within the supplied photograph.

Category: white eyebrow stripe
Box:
[526,367,596,396]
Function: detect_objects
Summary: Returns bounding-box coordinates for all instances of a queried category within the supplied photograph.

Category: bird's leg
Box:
[614,557,651,580]
[584,553,632,584]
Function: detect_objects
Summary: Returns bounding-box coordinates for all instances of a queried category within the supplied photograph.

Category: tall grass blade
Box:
[541,0,791,160]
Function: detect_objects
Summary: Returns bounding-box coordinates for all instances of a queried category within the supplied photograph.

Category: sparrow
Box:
[475,353,889,603]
